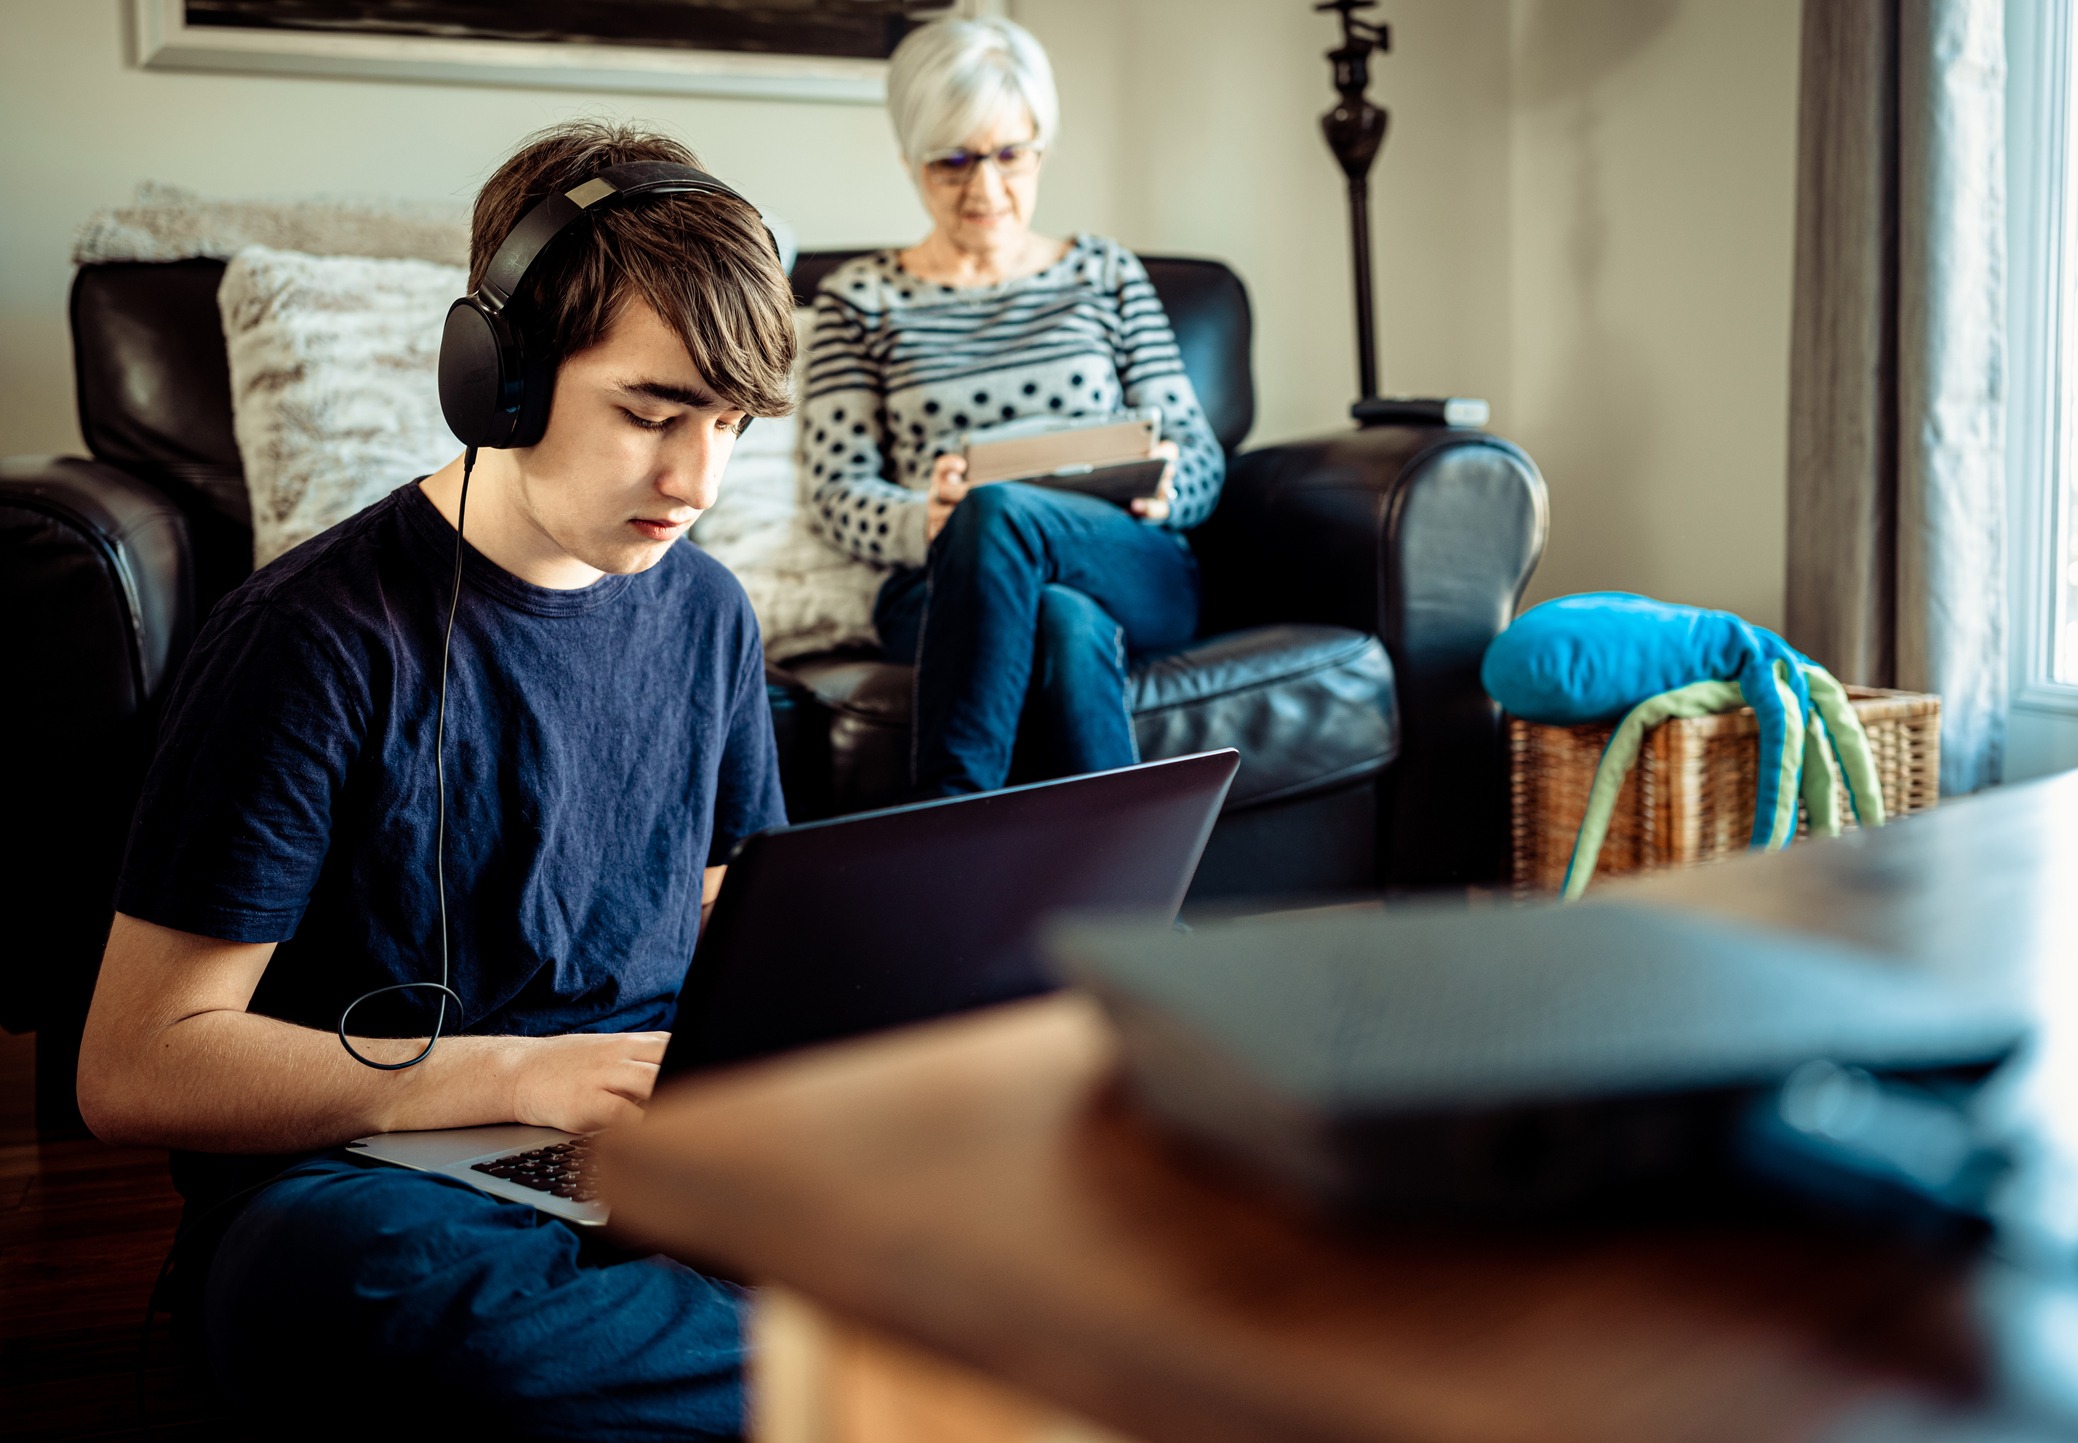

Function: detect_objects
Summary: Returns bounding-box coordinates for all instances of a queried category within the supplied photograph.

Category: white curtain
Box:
[1784,0,2007,793]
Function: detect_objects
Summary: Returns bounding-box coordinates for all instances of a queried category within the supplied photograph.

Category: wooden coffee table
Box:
[599,773,2078,1443]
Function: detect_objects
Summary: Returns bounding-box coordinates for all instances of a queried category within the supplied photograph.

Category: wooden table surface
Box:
[599,773,2078,1443]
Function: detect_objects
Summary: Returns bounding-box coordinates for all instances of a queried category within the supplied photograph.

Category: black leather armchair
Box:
[772,254,1548,894]
[1,249,1546,1132]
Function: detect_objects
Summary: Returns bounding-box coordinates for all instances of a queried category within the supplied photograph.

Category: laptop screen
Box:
[660,750,1238,1078]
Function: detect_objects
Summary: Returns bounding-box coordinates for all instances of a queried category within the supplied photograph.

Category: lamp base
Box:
[1351,396,1491,429]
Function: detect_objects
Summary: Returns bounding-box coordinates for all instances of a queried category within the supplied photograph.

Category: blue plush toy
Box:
[1482,593,1884,897]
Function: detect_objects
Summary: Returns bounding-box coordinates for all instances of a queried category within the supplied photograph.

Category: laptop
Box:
[343,750,1240,1224]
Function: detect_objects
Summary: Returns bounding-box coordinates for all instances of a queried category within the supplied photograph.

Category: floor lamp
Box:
[1317,0,1397,426]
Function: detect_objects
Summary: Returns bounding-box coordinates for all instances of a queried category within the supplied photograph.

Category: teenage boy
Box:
[76,122,795,1438]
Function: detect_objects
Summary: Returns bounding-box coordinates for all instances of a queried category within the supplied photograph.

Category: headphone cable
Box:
[337,448,474,1069]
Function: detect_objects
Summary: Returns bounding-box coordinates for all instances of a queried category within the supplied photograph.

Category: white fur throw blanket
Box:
[217,243,876,654]
[75,179,798,274]
[77,182,469,267]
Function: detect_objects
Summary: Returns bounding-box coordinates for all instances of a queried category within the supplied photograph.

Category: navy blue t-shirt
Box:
[117,482,785,1203]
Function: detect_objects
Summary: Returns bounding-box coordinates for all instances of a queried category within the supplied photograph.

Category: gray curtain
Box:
[1785,0,2007,794]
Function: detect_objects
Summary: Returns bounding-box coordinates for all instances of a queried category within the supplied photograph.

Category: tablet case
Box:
[962,410,1159,486]
[1009,457,1167,505]
[1048,902,2025,1221]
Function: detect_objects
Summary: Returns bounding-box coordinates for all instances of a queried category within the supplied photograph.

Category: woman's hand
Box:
[926,452,971,542]
[1130,440,1182,523]
[508,1030,669,1135]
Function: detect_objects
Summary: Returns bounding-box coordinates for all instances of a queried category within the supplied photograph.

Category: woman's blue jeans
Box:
[875,482,1200,797]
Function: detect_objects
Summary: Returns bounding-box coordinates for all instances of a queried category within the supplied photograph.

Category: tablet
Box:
[962,409,1163,502]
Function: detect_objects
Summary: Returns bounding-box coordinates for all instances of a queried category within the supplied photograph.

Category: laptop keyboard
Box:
[472,1137,598,1202]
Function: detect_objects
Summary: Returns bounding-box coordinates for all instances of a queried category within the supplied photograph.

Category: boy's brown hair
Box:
[472,121,795,417]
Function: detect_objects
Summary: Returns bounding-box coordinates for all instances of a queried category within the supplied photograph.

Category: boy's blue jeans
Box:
[201,1155,744,1440]
[875,482,1200,797]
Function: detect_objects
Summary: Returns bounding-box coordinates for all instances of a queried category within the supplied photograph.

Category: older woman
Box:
[802,16,1225,797]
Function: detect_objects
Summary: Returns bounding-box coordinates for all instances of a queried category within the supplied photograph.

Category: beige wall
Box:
[0,0,1802,628]
[1023,0,1514,446]
[0,0,1513,458]
[1509,0,1802,628]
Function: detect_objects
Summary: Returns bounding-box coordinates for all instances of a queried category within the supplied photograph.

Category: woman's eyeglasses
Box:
[920,141,1043,187]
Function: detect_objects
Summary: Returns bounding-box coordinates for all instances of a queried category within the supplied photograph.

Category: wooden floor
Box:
[0,1030,241,1440]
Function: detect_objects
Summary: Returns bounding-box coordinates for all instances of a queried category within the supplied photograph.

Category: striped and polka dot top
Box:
[799,233,1226,570]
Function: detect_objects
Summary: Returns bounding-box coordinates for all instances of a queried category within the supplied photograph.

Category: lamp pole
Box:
[1317,0,1390,410]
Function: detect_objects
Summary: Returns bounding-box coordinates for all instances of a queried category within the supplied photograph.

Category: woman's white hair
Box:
[885,16,1059,164]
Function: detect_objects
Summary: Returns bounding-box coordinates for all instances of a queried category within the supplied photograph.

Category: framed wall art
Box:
[132,0,1005,104]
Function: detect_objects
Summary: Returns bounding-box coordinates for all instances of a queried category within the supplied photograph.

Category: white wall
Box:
[1,0,1803,632]
[0,0,926,458]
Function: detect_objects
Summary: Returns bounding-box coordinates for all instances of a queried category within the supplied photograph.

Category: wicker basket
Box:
[1508,686,1941,896]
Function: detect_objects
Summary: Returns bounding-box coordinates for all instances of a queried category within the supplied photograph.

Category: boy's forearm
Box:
[82,914,661,1152]
[82,1005,524,1153]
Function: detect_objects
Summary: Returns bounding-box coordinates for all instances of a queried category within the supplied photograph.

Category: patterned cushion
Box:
[218,245,460,568]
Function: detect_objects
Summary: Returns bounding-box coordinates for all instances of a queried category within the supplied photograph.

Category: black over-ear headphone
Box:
[437,158,778,450]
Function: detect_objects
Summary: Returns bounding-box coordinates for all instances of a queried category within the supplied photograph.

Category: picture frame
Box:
[130,0,1005,106]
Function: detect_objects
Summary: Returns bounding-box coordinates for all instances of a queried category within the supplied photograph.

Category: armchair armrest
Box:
[1196,428,1548,887]
[0,457,194,1124]
[1,455,196,717]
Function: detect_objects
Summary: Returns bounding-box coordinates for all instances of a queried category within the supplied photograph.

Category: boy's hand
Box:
[509,1030,669,1134]
[925,453,971,542]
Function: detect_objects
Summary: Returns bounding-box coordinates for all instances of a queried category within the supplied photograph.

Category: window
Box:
[2004,0,2078,775]
[2050,7,2078,685]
